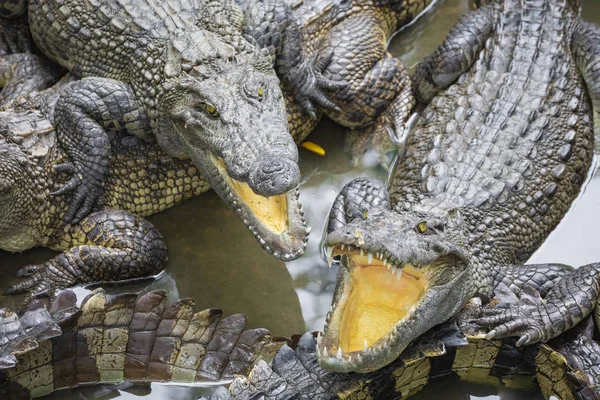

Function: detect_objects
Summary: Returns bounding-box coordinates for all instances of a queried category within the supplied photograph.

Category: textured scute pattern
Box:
[204,324,600,399]
[318,0,600,378]
[0,83,208,297]
[397,0,594,271]
[0,289,285,399]
[285,0,432,143]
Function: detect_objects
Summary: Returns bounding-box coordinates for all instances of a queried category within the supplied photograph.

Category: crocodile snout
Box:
[248,158,300,196]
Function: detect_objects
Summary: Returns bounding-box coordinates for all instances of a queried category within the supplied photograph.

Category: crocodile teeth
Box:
[323,346,328,357]
[360,248,364,256]
[367,253,373,264]
[396,268,403,280]
[317,332,322,345]
[305,226,312,234]
[363,340,368,352]
[341,244,345,250]
[337,347,343,360]
[316,346,321,357]
[325,246,333,267]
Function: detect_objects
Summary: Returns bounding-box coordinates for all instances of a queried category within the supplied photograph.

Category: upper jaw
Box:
[194,150,309,260]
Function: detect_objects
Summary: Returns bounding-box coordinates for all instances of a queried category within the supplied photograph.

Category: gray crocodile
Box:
[0,288,288,399]
[312,0,600,376]
[0,77,281,300]
[0,0,433,259]
[202,296,600,399]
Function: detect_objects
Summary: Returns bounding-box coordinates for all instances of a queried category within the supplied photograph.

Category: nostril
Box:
[260,161,288,175]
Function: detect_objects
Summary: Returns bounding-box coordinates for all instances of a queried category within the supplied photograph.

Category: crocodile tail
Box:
[0,289,286,399]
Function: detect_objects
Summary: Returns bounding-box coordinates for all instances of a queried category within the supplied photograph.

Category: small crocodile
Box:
[0,288,288,399]
[2,292,599,399]
[313,0,600,376]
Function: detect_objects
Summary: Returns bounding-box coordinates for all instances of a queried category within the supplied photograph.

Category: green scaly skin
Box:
[0,78,211,301]
[314,0,600,377]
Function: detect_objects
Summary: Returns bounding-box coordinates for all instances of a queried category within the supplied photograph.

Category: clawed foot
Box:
[475,286,552,347]
[4,262,77,307]
[51,161,105,224]
[289,49,348,118]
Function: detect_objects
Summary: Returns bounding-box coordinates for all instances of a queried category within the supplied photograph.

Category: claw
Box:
[16,265,40,277]
[50,176,79,196]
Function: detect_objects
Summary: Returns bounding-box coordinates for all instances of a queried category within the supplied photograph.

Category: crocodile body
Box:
[2,294,599,400]
[0,78,214,298]
[0,289,287,399]
[0,0,433,259]
[309,0,600,378]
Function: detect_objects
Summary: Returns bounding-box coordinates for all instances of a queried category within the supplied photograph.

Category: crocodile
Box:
[202,296,600,399]
[0,288,289,399]
[0,77,232,299]
[310,0,600,375]
[0,0,434,259]
[2,291,599,400]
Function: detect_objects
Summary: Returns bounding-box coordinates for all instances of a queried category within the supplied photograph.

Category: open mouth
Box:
[318,244,431,372]
[209,154,309,260]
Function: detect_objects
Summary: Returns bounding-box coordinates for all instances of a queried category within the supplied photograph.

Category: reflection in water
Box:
[1,0,599,399]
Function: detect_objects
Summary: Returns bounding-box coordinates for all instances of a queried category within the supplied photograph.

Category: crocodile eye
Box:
[197,103,219,118]
[257,86,263,100]
[415,221,428,234]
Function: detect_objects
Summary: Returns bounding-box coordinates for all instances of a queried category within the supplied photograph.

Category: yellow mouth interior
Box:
[216,158,289,234]
[339,254,428,353]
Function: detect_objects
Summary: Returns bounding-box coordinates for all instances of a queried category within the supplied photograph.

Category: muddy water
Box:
[1,0,600,399]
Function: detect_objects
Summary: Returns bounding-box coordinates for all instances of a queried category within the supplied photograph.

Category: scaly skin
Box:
[0,0,318,260]
[202,300,600,399]
[281,0,432,145]
[2,293,599,399]
[0,289,288,399]
[314,0,600,375]
[0,16,64,104]
[0,78,212,299]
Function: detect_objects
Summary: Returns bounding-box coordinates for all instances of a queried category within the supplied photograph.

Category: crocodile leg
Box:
[327,177,390,234]
[238,0,346,118]
[4,209,167,303]
[571,21,600,152]
[491,263,577,297]
[53,77,153,223]
[477,262,600,347]
[0,53,64,104]
[412,5,494,104]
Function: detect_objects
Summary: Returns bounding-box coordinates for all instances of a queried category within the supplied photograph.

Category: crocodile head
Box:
[157,57,308,260]
[318,206,474,373]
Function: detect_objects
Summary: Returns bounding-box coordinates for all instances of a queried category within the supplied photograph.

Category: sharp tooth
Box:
[316,346,321,357]
[363,340,368,352]
[305,226,312,234]
[377,252,381,259]
[392,326,398,335]
[392,266,397,276]
[323,346,328,357]
[337,347,342,360]
[341,244,345,250]
[357,354,362,362]
[360,248,364,256]
[367,253,373,264]
[325,246,333,267]
[317,332,322,345]
[396,268,403,280]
